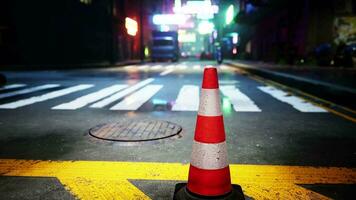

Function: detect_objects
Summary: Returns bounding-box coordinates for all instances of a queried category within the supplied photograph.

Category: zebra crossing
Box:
[0,81,328,112]
[0,84,27,91]
[121,64,236,75]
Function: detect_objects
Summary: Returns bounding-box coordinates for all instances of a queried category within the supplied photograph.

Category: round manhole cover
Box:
[89,120,182,142]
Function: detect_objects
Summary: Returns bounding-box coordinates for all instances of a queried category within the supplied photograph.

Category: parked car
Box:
[314,43,332,66]
[334,43,355,67]
[151,31,179,62]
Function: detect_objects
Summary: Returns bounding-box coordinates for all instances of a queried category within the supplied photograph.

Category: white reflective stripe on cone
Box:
[198,89,222,116]
[190,141,228,170]
[204,65,215,69]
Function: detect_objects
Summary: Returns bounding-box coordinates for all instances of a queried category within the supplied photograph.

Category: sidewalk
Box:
[226,60,356,110]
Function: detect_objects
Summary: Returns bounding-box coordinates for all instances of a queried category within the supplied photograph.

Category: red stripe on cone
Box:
[195,115,226,143]
[202,67,219,89]
[187,165,232,196]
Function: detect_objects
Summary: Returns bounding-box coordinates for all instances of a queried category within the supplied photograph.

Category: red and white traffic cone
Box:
[174,66,245,200]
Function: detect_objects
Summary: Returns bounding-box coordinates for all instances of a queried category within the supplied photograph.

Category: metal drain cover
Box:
[89,120,182,142]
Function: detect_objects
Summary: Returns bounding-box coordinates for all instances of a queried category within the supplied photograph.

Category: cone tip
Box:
[202,66,219,89]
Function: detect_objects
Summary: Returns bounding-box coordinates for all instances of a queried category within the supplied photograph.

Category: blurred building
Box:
[235,0,356,65]
[0,0,170,66]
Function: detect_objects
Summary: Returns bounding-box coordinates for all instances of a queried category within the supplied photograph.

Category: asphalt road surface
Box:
[0,61,355,199]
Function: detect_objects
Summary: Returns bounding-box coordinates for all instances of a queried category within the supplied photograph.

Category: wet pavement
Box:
[0,61,355,199]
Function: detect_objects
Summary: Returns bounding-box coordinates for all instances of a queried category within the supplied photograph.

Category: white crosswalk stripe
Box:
[0,84,93,109]
[172,85,199,111]
[176,65,187,70]
[166,65,175,69]
[220,85,262,112]
[0,84,60,99]
[160,69,174,76]
[90,78,154,108]
[193,65,201,70]
[0,82,331,113]
[258,86,327,112]
[124,65,135,70]
[151,65,163,70]
[52,84,127,110]
[138,65,149,70]
[110,85,163,110]
[0,84,27,91]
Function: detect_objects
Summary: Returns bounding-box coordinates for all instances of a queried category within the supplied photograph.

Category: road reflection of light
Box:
[127,71,140,82]
[125,95,137,105]
[152,98,171,111]
[127,111,136,117]
[222,97,232,116]
[152,99,167,105]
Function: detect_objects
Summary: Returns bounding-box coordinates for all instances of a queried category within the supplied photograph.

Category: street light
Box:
[226,5,234,25]
[198,21,214,35]
[125,17,138,36]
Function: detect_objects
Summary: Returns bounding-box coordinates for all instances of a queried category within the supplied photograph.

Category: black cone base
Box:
[173,183,245,200]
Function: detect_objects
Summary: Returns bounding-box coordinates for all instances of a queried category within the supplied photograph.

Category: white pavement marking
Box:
[176,65,187,70]
[258,86,328,112]
[193,65,201,70]
[219,65,235,71]
[151,65,162,70]
[0,84,60,99]
[52,85,128,110]
[220,85,262,112]
[0,84,93,109]
[0,84,27,91]
[110,85,163,110]
[191,141,228,170]
[172,85,199,111]
[219,65,230,70]
[166,65,175,69]
[90,78,155,108]
[124,65,135,70]
[138,65,149,70]
[198,89,222,116]
[160,69,174,76]
[219,80,239,85]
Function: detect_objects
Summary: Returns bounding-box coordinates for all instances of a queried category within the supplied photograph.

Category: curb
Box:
[226,61,356,110]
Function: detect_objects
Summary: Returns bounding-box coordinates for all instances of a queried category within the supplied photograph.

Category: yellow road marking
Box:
[0,159,355,200]
[59,178,150,200]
